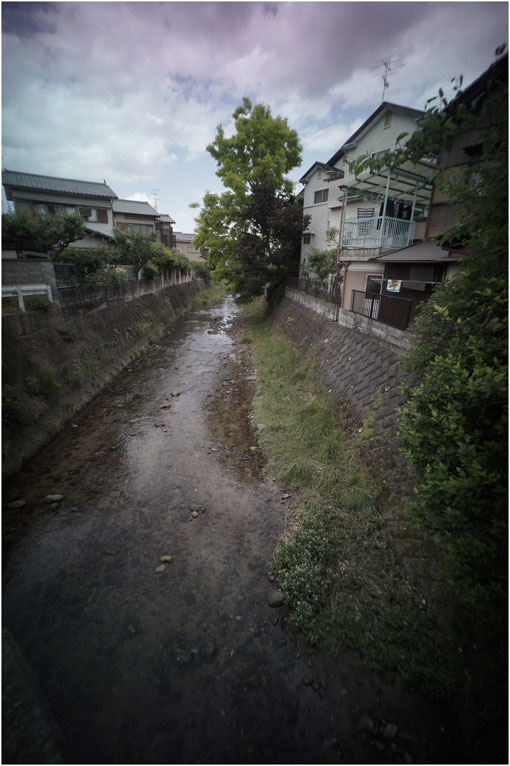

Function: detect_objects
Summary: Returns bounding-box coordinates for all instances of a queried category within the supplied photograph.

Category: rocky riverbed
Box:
[3,294,469,764]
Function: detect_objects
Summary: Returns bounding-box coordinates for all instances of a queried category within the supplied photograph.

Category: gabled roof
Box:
[299,161,343,184]
[157,214,176,224]
[2,169,117,199]
[113,198,159,216]
[327,102,424,166]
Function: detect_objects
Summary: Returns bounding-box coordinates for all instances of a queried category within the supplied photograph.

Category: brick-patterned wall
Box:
[271,295,408,439]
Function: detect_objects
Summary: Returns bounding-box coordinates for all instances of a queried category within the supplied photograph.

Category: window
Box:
[78,207,108,223]
[34,203,55,216]
[357,207,374,235]
[365,274,383,295]
[303,233,311,244]
[314,189,329,204]
[126,223,153,235]
[383,111,392,129]
[371,148,390,159]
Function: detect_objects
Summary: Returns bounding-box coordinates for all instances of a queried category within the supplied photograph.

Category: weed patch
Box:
[248,313,464,700]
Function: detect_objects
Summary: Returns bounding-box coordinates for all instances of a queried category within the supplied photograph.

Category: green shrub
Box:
[24,363,58,397]
[2,385,30,424]
[57,324,78,342]
[274,499,331,644]
[142,259,160,279]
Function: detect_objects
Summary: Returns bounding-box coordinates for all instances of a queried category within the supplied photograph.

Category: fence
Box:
[287,276,342,304]
[351,290,412,330]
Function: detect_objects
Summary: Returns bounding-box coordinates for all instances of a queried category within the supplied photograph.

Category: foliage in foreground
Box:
[248,310,462,698]
[347,52,507,607]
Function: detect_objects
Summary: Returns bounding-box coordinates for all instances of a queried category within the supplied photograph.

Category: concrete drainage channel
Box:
[3,294,466,764]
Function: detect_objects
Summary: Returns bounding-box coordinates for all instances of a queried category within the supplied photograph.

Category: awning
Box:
[370,240,459,263]
[339,158,435,211]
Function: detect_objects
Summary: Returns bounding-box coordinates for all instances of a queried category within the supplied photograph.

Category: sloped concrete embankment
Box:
[271,295,407,439]
[270,295,442,585]
[3,280,208,476]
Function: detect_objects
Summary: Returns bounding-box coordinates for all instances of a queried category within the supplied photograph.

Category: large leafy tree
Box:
[193,98,305,301]
[2,211,86,256]
[350,53,508,605]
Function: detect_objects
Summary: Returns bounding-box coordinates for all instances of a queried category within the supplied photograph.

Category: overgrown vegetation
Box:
[247,305,462,698]
[348,53,508,608]
[303,226,342,286]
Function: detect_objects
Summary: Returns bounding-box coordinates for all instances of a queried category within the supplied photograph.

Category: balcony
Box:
[341,216,415,250]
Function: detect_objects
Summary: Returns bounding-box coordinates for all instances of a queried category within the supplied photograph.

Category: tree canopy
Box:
[2,211,86,255]
[193,98,306,302]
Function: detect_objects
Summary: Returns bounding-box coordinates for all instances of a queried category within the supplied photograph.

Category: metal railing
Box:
[342,216,415,249]
[351,290,412,330]
[287,276,342,304]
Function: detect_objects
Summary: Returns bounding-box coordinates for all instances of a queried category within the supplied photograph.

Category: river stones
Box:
[266,588,285,607]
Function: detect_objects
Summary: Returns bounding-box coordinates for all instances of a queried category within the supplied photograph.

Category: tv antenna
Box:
[150,189,160,211]
[372,56,405,102]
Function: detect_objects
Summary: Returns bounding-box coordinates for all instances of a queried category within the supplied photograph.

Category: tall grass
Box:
[248,310,463,700]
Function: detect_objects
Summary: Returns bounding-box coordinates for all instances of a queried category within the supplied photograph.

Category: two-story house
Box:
[346,54,507,330]
[112,198,160,236]
[299,103,428,275]
[2,170,118,249]
[155,214,176,249]
[174,232,208,263]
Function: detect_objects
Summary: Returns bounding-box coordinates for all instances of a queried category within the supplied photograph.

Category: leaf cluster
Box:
[397,57,508,606]
[193,99,305,302]
[2,211,86,255]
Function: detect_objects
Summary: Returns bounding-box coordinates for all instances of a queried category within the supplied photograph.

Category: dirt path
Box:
[3,295,470,764]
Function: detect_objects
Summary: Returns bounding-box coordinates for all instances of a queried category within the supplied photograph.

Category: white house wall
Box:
[300,167,339,273]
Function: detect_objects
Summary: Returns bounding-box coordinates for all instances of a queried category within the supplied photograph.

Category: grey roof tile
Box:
[2,169,117,198]
[113,199,159,216]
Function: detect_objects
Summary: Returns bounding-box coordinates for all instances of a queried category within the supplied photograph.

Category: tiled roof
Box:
[174,232,195,243]
[157,214,175,224]
[2,169,117,198]
[113,199,159,216]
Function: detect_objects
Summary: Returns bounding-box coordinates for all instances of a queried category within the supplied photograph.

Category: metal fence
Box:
[351,290,412,330]
[287,276,342,304]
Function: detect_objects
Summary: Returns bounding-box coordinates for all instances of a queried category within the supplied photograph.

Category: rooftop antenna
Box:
[372,55,405,102]
[150,189,160,211]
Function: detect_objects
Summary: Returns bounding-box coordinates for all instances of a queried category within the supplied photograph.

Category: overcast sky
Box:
[2,1,508,232]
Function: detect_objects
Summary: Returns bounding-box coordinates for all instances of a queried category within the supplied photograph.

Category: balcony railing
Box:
[351,290,412,330]
[342,216,415,250]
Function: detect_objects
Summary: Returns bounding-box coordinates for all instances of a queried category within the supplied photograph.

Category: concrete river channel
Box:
[4,295,349,764]
[3,295,466,765]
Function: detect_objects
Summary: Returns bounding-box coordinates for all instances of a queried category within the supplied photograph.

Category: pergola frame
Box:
[338,159,436,251]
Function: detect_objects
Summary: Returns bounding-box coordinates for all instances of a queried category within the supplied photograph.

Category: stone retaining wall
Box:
[3,280,208,476]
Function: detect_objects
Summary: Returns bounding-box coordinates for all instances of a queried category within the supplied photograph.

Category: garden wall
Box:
[3,279,208,476]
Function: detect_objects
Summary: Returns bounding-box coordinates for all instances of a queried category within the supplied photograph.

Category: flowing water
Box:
[3,296,346,764]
